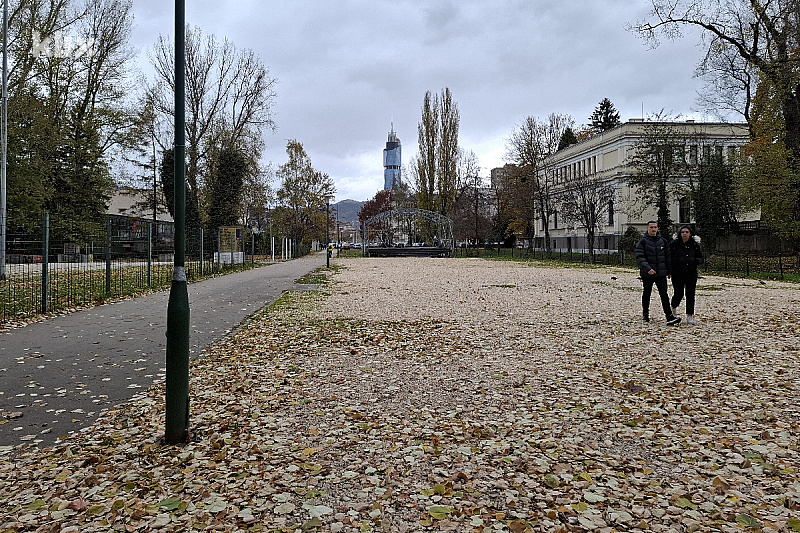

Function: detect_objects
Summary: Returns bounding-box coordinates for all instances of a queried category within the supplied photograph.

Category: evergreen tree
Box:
[159,147,199,229]
[207,146,248,230]
[160,149,176,218]
[590,98,622,131]
[558,127,578,150]
[694,156,737,250]
[619,225,644,253]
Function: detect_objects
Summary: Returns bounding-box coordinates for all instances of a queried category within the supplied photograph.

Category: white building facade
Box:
[531,120,751,252]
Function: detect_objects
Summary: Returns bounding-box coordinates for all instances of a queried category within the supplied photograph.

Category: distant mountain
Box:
[333,199,365,227]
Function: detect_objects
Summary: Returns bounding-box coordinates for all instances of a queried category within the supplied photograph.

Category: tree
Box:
[627,121,689,239]
[506,113,574,254]
[558,169,615,262]
[160,147,199,228]
[149,25,277,227]
[558,127,578,151]
[694,154,738,250]
[412,88,461,217]
[274,140,335,247]
[207,146,248,230]
[5,0,140,235]
[590,98,622,132]
[634,1,800,156]
[414,91,437,213]
[619,225,644,253]
[160,148,176,218]
[240,164,274,233]
[450,151,489,246]
[633,1,800,236]
[489,165,517,248]
[358,189,394,224]
[358,190,394,244]
[736,77,800,241]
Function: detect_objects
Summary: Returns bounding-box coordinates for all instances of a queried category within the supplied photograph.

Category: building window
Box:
[689,145,698,165]
[553,210,558,229]
[702,146,711,165]
[607,199,614,225]
[679,197,691,223]
[604,237,609,249]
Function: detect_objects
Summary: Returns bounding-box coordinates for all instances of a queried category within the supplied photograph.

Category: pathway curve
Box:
[0,254,326,451]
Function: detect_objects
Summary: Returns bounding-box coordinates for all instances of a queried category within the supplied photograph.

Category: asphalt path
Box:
[0,253,327,452]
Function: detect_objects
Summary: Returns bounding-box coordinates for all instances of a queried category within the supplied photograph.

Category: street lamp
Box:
[325,196,332,268]
[165,0,190,445]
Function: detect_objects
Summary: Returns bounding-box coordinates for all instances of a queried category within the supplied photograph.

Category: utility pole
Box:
[165,0,190,444]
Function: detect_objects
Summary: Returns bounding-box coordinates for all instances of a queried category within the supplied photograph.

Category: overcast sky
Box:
[128,0,715,202]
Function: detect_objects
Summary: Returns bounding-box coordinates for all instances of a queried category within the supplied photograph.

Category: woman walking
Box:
[670,226,704,324]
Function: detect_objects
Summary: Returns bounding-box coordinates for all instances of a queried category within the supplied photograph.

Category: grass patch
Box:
[697,284,726,291]
[591,280,641,292]
[294,264,343,285]
[479,254,631,272]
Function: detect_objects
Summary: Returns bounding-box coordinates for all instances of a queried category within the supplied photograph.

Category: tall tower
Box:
[383,125,401,190]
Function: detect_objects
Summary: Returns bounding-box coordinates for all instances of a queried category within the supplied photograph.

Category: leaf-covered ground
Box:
[1,257,799,533]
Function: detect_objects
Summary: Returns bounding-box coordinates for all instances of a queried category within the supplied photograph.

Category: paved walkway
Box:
[0,253,327,451]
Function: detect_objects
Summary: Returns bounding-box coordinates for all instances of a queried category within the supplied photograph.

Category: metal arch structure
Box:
[362,208,454,257]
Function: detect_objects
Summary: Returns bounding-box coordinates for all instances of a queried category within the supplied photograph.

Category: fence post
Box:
[147,221,153,287]
[779,251,784,280]
[251,230,255,264]
[105,217,112,296]
[216,231,221,274]
[199,227,204,276]
[746,254,750,277]
[41,212,49,314]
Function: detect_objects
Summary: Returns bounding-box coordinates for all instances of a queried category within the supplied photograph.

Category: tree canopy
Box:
[589,98,622,132]
[633,0,800,241]
[412,88,461,217]
[274,140,335,246]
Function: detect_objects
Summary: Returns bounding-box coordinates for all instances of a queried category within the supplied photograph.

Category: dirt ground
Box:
[1,257,799,533]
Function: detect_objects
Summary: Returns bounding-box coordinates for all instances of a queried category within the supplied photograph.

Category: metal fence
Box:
[1,213,310,326]
[455,246,800,279]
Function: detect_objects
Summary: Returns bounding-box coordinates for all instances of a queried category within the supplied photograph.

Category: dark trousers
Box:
[642,276,671,318]
[671,275,698,315]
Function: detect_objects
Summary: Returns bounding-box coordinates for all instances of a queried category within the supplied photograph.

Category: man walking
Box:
[635,221,681,325]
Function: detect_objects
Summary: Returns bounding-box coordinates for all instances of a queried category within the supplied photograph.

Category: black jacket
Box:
[670,238,704,279]
[635,232,671,278]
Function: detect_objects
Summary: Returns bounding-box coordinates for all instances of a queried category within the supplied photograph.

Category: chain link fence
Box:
[1,213,310,326]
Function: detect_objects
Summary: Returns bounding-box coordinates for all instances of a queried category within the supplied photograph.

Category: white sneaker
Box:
[686,315,696,325]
